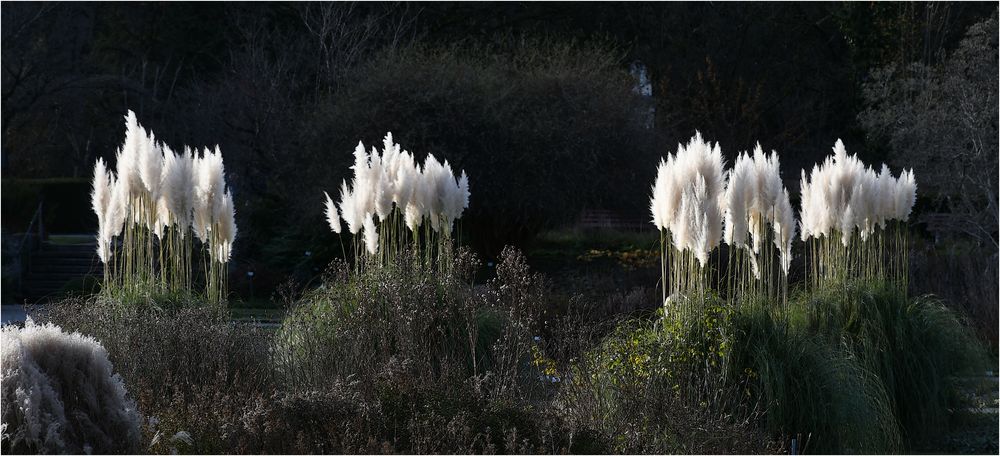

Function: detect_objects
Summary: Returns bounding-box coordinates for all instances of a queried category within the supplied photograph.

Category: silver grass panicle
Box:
[748,145,782,255]
[894,169,917,222]
[338,180,363,235]
[323,192,342,234]
[91,159,113,265]
[722,153,752,247]
[423,154,446,232]
[405,165,428,232]
[457,171,470,212]
[191,152,209,242]
[362,215,378,255]
[193,147,226,243]
[393,151,417,210]
[875,164,895,230]
[441,168,469,237]
[215,190,237,263]
[773,188,796,276]
[139,135,163,211]
[119,112,145,196]
[371,150,394,222]
[159,147,195,233]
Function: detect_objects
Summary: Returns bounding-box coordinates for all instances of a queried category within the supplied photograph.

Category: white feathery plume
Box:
[323,191,342,234]
[215,190,237,263]
[393,151,417,210]
[748,145,782,254]
[894,169,917,222]
[119,111,145,197]
[405,163,428,232]
[191,151,209,242]
[671,187,693,253]
[690,176,721,267]
[139,134,163,205]
[362,214,378,255]
[91,158,111,228]
[423,154,446,232]
[649,158,671,230]
[857,167,879,241]
[441,167,469,236]
[97,174,128,263]
[457,170,470,211]
[338,180,363,235]
[723,152,752,246]
[371,149,393,222]
[875,164,895,229]
[158,145,190,234]
[773,188,796,275]
[91,158,112,263]
[798,169,812,241]
[651,132,726,261]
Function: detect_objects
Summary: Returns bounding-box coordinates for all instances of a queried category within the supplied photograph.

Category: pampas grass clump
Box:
[90,111,236,304]
[799,139,916,292]
[649,132,725,315]
[721,144,796,307]
[1,319,141,454]
[649,135,917,311]
[323,133,470,271]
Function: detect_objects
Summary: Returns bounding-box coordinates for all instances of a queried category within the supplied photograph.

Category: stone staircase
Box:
[21,237,102,303]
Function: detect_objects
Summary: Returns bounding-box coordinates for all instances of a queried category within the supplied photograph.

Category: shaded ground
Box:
[914,375,999,454]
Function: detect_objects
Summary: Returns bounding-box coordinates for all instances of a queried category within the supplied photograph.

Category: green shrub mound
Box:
[563,279,984,453]
[792,281,984,446]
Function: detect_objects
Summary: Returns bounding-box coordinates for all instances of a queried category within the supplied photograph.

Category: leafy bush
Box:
[1,319,141,454]
[556,297,779,454]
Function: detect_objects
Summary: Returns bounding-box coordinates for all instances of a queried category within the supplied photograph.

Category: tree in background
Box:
[859,13,998,247]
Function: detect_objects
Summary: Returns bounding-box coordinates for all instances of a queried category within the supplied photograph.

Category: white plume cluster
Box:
[649,132,726,267]
[799,139,916,246]
[327,133,471,256]
[721,145,796,275]
[89,111,237,303]
[90,111,237,265]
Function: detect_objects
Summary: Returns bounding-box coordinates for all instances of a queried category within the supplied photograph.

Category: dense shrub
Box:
[41,297,274,453]
[1,319,141,454]
[557,278,984,453]
[728,303,900,454]
[555,297,779,454]
[263,246,619,453]
[794,280,985,446]
[277,247,543,395]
